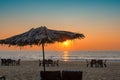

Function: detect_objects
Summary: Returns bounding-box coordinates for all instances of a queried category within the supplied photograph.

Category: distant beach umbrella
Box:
[0,26,85,79]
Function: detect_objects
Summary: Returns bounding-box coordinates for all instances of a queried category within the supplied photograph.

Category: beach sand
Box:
[0,60,120,80]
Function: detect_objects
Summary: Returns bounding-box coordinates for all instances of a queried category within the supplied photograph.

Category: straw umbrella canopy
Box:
[0,26,85,77]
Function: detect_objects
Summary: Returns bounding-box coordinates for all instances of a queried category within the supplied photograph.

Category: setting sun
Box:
[61,40,72,48]
[63,41,68,46]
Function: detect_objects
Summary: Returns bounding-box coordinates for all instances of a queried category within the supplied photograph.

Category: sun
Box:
[63,41,68,46]
[59,40,73,50]
[62,40,72,47]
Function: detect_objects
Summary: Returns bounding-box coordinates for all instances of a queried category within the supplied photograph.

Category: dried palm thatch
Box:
[0,26,85,46]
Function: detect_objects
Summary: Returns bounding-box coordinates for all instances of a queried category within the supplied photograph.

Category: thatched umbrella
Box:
[0,26,85,79]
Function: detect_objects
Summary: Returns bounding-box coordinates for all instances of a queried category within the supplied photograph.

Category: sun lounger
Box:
[62,71,83,80]
[40,71,61,80]
[0,76,6,80]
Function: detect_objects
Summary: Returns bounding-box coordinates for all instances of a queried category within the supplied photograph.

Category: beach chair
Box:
[97,60,103,68]
[40,71,61,80]
[39,60,42,66]
[6,59,12,66]
[47,59,54,67]
[62,71,83,80]
[42,60,48,67]
[54,60,59,67]
[86,60,89,67]
[1,59,7,66]
[90,59,97,67]
[15,59,21,65]
[0,75,6,80]
[103,60,107,67]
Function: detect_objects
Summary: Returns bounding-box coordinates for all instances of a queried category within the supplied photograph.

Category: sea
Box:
[0,50,120,61]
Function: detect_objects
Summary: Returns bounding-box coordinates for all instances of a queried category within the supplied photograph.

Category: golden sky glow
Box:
[0,0,120,51]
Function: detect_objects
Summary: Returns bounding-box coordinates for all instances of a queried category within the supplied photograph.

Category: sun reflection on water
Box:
[63,51,69,61]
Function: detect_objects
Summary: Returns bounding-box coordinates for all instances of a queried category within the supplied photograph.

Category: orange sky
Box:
[0,0,120,51]
[0,22,120,51]
[0,32,120,51]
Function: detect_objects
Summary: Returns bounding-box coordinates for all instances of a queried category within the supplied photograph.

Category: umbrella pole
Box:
[42,43,46,80]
